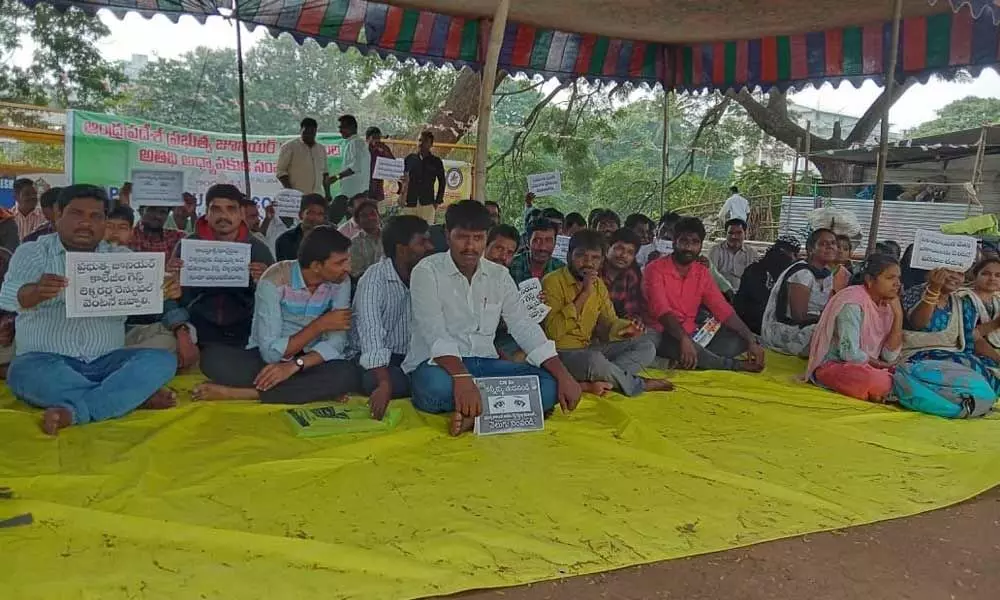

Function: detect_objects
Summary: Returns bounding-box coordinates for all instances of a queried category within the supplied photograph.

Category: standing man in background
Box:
[165,193,198,234]
[366,126,395,202]
[330,115,370,199]
[717,185,750,224]
[401,131,445,224]
[277,117,328,195]
[12,179,45,241]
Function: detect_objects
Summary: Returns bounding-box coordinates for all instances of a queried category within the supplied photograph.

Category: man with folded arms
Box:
[404,200,582,436]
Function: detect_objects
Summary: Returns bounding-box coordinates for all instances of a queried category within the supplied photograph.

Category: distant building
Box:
[123,54,149,80]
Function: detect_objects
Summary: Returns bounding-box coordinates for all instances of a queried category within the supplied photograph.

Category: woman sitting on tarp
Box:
[734,236,800,334]
[955,258,1000,367]
[901,265,1000,395]
[806,255,903,402]
[761,229,847,357]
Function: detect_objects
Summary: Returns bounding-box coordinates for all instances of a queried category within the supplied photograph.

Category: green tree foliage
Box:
[907,96,1000,138]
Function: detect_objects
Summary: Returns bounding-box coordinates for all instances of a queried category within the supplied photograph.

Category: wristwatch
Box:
[294,357,306,372]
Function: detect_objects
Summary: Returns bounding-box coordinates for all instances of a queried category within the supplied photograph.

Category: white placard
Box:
[274,189,303,219]
[526,172,562,197]
[474,376,545,435]
[131,169,185,207]
[636,240,672,266]
[910,229,977,272]
[373,157,405,181]
[517,277,551,323]
[551,235,571,262]
[180,239,252,287]
[65,252,165,318]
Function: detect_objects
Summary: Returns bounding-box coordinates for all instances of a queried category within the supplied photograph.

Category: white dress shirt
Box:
[340,135,371,198]
[403,252,557,373]
[718,193,750,222]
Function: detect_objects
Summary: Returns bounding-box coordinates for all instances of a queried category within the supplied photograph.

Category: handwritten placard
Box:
[373,157,405,181]
[910,229,977,272]
[131,169,185,207]
[517,277,551,323]
[551,234,571,262]
[526,172,562,197]
[65,252,164,318]
[274,189,303,219]
[637,240,672,266]
[474,375,545,436]
[180,239,251,287]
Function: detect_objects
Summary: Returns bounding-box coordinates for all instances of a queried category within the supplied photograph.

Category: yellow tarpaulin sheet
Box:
[2,354,999,599]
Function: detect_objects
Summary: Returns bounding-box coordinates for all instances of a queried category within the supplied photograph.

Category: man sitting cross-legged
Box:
[0,185,180,435]
[543,230,672,396]
[193,226,361,402]
[353,215,434,419]
[404,200,582,436]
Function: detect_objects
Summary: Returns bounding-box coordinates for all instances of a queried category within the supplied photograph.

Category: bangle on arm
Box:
[451,373,473,380]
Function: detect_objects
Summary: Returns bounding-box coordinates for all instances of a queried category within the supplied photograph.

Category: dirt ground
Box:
[446,487,1000,600]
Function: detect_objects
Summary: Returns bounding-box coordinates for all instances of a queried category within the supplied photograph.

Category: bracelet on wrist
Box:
[451,373,473,380]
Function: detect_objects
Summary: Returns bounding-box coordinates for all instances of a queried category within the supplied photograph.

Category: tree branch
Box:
[487,80,570,172]
[844,79,916,146]
[667,96,731,185]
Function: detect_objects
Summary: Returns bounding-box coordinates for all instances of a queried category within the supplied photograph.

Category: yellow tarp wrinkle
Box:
[1,353,998,599]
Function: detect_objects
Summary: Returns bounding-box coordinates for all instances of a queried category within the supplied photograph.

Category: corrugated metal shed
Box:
[778,196,983,250]
[858,154,1000,215]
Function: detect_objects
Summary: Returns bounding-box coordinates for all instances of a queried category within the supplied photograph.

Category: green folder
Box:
[284,404,402,438]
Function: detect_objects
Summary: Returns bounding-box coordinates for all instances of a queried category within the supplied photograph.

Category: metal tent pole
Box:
[473,0,512,202]
[234,3,252,198]
[660,90,670,215]
[866,0,903,255]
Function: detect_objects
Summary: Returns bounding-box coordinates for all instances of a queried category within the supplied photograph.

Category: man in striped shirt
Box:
[12,178,46,241]
[353,215,434,420]
[192,226,360,403]
[0,185,181,435]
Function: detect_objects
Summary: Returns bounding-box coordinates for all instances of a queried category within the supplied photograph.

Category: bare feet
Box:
[191,383,259,401]
[140,388,177,410]
[41,407,72,436]
[580,381,614,396]
[641,377,674,392]
[449,412,476,437]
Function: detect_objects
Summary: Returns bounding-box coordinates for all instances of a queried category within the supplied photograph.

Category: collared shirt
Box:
[643,255,733,335]
[403,152,446,206]
[368,141,395,201]
[352,257,411,370]
[128,225,186,257]
[542,266,629,350]
[350,229,383,279]
[337,218,361,240]
[0,233,130,360]
[22,221,55,244]
[718,193,750,222]
[340,135,371,198]
[248,260,350,364]
[14,207,46,240]
[602,264,644,321]
[164,212,195,234]
[276,137,328,194]
[708,241,759,292]
[403,252,557,373]
[508,251,565,285]
[275,225,305,262]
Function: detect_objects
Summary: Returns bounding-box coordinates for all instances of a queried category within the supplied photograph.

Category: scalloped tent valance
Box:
[18,0,1000,92]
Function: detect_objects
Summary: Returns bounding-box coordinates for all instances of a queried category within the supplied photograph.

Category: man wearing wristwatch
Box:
[192,225,361,403]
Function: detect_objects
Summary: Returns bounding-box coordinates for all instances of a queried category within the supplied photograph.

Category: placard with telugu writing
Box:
[474,376,545,436]
[372,157,405,181]
[517,277,551,323]
[526,172,562,197]
[274,189,303,219]
[131,169,185,207]
[551,234,570,261]
[180,239,251,288]
[65,252,164,318]
[910,229,977,272]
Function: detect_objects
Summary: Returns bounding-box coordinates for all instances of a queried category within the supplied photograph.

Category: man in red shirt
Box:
[643,216,765,372]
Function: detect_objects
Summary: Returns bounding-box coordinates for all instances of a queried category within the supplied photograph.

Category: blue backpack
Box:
[893,360,996,419]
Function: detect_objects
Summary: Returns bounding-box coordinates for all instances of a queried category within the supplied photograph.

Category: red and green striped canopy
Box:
[21,0,1000,92]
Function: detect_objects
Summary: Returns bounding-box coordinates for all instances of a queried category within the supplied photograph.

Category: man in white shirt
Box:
[276,117,328,195]
[404,200,582,436]
[330,115,371,199]
[717,185,750,224]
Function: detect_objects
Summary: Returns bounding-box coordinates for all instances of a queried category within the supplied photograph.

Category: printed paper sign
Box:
[130,169,185,207]
[526,172,562,197]
[273,189,303,219]
[910,229,977,272]
[284,404,402,437]
[692,317,722,348]
[474,376,545,436]
[65,252,165,318]
[180,239,251,287]
[551,234,571,261]
[517,277,551,323]
[372,157,405,181]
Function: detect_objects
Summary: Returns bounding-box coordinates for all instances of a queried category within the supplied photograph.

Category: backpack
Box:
[892,360,996,419]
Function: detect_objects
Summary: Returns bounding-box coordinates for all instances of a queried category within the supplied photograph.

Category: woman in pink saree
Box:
[806,255,904,403]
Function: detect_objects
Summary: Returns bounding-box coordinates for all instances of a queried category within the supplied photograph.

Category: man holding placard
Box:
[170,184,274,386]
[0,185,181,435]
[275,194,329,262]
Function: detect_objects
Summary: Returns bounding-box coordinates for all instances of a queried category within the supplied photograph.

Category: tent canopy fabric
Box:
[814,124,1000,166]
[19,0,1000,90]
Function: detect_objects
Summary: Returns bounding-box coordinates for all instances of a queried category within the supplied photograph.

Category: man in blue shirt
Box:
[0,185,180,435]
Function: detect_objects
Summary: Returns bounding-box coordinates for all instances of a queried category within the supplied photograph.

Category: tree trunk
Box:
[420,68,507,158]
[811,157,862,196]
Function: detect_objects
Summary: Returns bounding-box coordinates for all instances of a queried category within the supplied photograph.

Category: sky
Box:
[46,11,1000,132]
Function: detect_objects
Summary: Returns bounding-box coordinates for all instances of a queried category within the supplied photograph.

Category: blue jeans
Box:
[410,358,557,414]
[8,348,178,425]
